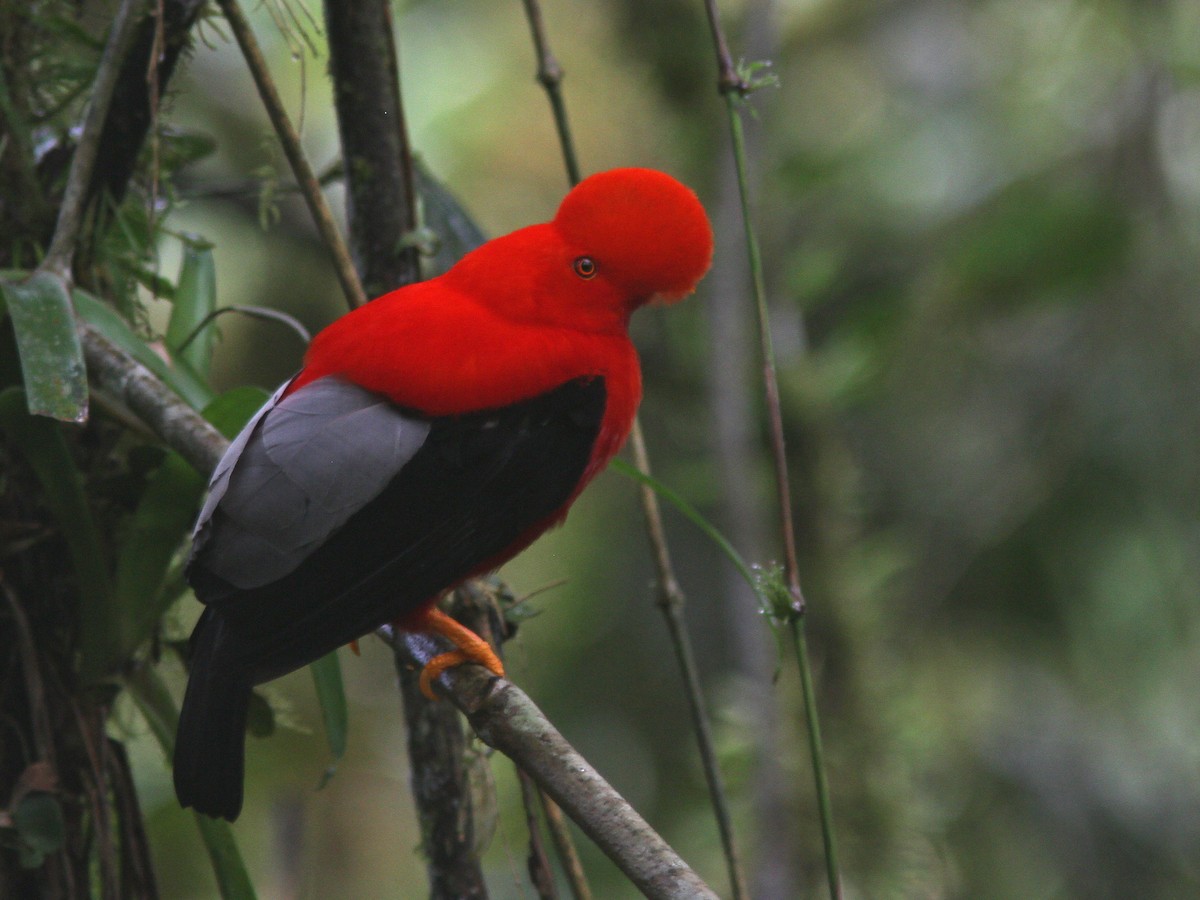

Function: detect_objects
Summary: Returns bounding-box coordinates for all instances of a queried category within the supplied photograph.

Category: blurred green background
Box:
[116,0,1200,897]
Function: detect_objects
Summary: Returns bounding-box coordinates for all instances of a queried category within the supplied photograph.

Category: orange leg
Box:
[409,606,505,700]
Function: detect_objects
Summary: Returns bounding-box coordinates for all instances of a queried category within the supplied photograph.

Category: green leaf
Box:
[0,388,115,679]
[0,271,88,422]
[168,241,217,376]
[310,651,348,770]
[129,264,177,301]
[159,127,218,170]
[113,452,206,665]
[72,288,214,410]
[202,386,270,439]
[609,458,765,610]
[194,815,259,900]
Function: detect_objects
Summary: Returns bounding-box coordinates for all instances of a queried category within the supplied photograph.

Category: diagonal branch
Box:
[404,632,718,900]
[79,323,226,477]
[214,0,367,310]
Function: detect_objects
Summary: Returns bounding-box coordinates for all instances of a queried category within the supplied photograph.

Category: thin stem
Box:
[701,1,842,895]
[539,792,591,900]
[724,93,839,896]
[700,0,743,95]
[628,425,750,900]
[517,768,559,900]
[214,0,367,310]
[520,0,581,187]
[42,0,144,279]
[724,100,804,615]
[792,617,841,898]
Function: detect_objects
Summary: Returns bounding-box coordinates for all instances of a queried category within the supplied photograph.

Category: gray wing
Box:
[190,376,432,591]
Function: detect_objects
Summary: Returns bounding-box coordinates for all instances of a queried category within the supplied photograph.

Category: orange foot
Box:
[408,606,505,700]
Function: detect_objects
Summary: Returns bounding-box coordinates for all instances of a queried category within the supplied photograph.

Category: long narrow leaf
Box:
[193,815,259,900]
[168,242,217,376]
[0,271,88,422]
[124,666,258,900]
[113,452,206,664]
[202,386,270,439]
[310,651,348,772]
[72,288,214,410]
[609,458,763,603]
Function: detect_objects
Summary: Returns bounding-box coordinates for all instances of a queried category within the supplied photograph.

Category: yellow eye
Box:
[572,256,597,279]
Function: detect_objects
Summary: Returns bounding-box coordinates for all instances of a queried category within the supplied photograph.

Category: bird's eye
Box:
[572,256,597,279]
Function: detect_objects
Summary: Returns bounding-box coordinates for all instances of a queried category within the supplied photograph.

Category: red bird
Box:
[173,168,713,820]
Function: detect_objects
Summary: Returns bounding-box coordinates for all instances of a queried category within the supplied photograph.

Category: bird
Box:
[173,167,714,820]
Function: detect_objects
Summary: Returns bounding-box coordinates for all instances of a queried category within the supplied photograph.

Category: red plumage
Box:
[174,168,713,819]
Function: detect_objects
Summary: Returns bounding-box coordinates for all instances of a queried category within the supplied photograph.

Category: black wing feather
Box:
[178,375,605,819]
[187,375,607,684]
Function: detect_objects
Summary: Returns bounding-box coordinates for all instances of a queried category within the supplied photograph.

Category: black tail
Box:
[174,609,252,821]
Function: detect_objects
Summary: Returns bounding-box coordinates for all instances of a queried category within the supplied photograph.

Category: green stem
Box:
[722,93,804,616]
[610,458,758,594]
[724,91,842,899]
[792,617,841,898]
[702,1,841,891]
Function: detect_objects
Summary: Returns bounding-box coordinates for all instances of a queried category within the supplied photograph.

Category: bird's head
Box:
[446,168,713,334]
[553,168,714,308]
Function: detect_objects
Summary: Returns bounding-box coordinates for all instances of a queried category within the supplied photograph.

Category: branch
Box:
[519,0,580,187]
[41,0,144,279]
[79,322,225,476]
[324,1,421,296]
[214,0,367,310]
[401,632,718,900]
[397,655,488,899]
